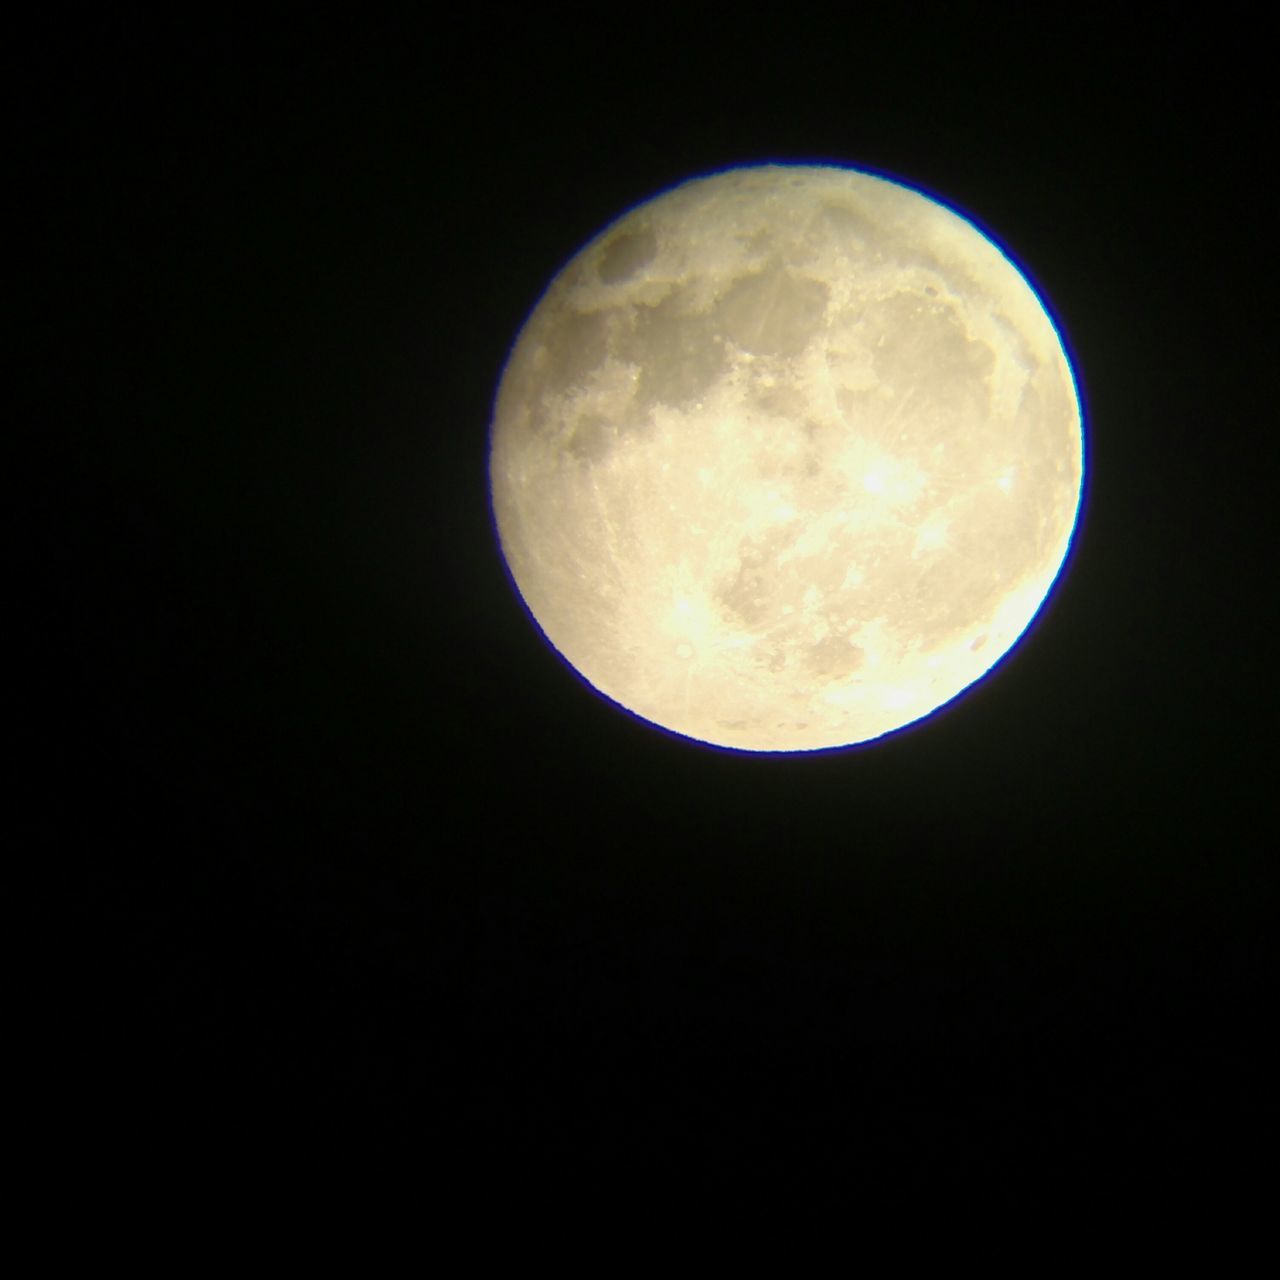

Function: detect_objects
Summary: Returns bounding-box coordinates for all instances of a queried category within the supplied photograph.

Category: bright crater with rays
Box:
[490,165,1083,751]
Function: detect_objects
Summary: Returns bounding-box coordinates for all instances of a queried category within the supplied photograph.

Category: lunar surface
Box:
[489,165,1083,752]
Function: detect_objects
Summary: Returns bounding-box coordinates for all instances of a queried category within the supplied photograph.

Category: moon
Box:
[489,164,1083,752]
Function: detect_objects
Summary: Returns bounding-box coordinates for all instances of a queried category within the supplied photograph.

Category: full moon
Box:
[489,164,1083,752]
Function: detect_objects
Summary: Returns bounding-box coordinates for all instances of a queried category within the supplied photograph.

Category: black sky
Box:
[26,10,1274,1207]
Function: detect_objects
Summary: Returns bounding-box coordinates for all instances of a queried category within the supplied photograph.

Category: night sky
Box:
[28,12,1273,1205]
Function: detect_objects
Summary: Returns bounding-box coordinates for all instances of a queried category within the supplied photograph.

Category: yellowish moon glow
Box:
[489,164,1083,752]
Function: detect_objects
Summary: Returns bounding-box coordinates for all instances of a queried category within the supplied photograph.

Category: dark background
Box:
[26,10,1273,1203]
